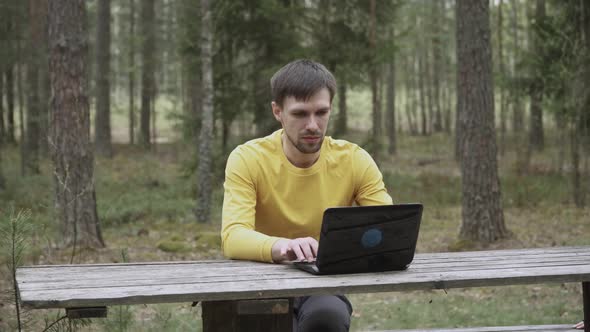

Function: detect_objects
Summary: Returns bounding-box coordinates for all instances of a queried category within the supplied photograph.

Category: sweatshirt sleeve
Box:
[221,148,281,262]
[353,148,394,206]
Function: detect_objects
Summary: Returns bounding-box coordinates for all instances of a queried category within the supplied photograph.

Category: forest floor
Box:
[1,128,589,331]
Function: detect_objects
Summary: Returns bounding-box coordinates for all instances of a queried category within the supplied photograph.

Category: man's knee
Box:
[294,295,352,332]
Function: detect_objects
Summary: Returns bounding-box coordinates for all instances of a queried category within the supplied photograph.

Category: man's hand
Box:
[574,321,584,330]
[272,237,318,263]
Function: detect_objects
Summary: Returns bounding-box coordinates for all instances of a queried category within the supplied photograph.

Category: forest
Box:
[0,0,589,331]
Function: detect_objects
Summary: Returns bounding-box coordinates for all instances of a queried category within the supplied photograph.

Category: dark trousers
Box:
[293,295,353,332]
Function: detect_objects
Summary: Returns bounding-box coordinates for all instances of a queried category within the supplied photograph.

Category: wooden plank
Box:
[583,282,589,332]
[16,250,590,285]
[15,259,590,293]
[66,307,107,319]
[18,246,590,270]
[16,246,590,309]
[236,299,291,315]
[16,254,590,291]
[16,248,590,284]
[385,325,573,331]
[18,264,590,309]
[202,299,293,332]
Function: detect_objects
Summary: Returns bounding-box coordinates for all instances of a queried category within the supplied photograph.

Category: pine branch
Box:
[0,208,33,332]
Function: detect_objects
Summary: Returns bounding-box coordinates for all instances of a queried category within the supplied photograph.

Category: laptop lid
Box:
[312,203,423,275]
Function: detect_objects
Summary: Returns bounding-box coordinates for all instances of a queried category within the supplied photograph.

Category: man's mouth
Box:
[302,136,320,143]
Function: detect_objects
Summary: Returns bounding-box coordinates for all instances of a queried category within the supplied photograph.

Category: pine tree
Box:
[48,0,105,249]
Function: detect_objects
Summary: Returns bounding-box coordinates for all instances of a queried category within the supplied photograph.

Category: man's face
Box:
[272,88,332,154]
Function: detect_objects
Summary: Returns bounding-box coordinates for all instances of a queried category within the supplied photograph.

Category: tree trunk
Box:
[140,0,156,149]
[335,70,347,136]
[5,67,16,144]
[0,142,4,190]
[432,1,443,133]
[456,0,508,243]
[95,0,112,157]
[17,40,26,176]
[510,1,524,134]
[555,111,566,173]
[528,0,545,153]
[0,68,5,142]
[128,0,136,145]
[48,0,105,248]
[24,0,43,175]
[407,57,418,136]
[386,55,396,155]
[497,0,506,156]
[418,51,428,136]
[571,122,584,207]
[39,6,50,158]
[196,0,214,223]
[369,0,382,159]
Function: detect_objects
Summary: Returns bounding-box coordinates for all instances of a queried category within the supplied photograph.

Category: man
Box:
[221,59,393,332]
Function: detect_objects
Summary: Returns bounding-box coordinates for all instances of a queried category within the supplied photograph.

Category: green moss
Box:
[448,239,476,252]
[195,232,221,248]
[156,240,191,253]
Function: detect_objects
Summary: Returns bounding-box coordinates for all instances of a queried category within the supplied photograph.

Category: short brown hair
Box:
[270,59,337,107]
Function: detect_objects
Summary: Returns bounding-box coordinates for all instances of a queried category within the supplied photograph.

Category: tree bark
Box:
[17,40,26,176]
[571,123,584,207]
[140,0,156,149]
[128,0,136,145]
[48,0,105,248]
[95,0,112,157]
[406,56,418,136]
[432,1,443,133]
[5,67,16,144]
[369,0,382,161]
[456,0,508,243]
[497,0,506,156]
[386,55,396,155]
[555,111,566,173]
[528,0,545,153]
[24,0,44,175]
[0,68,5,142]
[196,0,214,223]
[335,70,347,136]
[510,1,524,134]
[418,48,428,136]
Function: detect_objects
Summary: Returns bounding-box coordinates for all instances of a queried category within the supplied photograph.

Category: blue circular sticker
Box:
[361,228,382,248]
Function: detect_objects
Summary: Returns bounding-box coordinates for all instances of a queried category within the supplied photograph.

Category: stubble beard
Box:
[286,131,324,154]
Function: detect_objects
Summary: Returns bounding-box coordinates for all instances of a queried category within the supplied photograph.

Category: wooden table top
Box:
[17,246,590,309]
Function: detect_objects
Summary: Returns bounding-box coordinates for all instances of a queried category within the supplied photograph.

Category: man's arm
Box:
[353,148,393,206]
[222,149,319,263]
[221,149,283,262]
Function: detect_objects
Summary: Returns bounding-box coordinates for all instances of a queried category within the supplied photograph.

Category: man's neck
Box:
[281,133,320,168]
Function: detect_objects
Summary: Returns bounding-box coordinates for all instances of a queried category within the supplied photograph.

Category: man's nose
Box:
[305,116,319,131]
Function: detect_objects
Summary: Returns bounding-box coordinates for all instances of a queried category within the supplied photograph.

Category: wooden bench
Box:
[17,246,590,332]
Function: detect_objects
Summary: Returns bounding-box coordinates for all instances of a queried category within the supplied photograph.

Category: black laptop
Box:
[293,203,423,275]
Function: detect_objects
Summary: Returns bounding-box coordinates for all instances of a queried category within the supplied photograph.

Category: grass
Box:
[1,97,589,330]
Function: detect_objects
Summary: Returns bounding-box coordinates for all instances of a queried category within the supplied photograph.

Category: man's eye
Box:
[294,113,305,118]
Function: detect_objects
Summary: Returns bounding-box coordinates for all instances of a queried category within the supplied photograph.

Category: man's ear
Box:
[271,101,282,122]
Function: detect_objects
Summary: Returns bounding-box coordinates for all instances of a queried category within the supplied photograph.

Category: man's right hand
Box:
[271,237,318,263]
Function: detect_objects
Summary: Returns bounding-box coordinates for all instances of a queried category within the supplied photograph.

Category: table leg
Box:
[202,298,293,332]
[583,282,589,332]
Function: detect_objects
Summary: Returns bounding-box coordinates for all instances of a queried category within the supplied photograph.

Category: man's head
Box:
[270,60,336,157]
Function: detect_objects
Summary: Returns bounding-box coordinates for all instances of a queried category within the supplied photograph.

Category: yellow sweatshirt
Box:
[221,129,393,262]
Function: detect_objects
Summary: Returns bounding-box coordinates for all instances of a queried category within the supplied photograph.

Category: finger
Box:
[291,243,305,261]
[300,242,314,261]
[308,238,319,257]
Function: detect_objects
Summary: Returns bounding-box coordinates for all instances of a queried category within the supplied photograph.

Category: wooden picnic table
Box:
[17,246,590,332]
